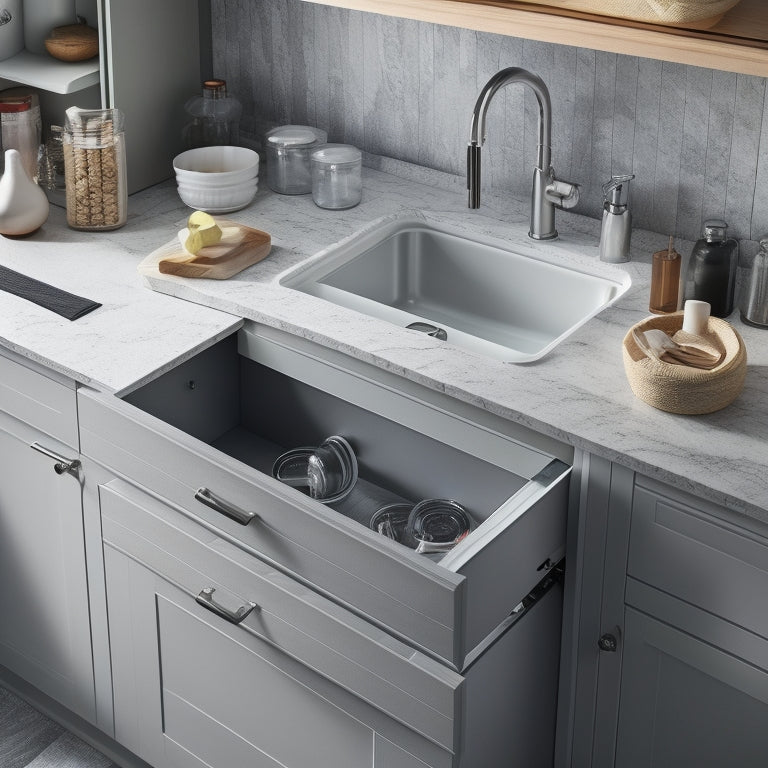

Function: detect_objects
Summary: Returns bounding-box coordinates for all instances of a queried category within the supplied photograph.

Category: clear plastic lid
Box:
[266,124,326,148]
[64,106,125,145]
[311,143,362,167]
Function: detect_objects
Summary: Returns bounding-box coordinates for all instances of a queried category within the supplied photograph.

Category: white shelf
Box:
[0,51,99,95]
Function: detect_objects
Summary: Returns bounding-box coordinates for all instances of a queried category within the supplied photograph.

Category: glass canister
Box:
[62,106,127,231]
[182,78,242,150]
[311,144,362,210]
[0,89,42,182]
[265,125,326,195]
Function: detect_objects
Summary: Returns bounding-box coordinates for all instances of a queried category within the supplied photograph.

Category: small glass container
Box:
[406,499,474,555]
[311,144,362,210]
[62,106,127,231]
[265,125,326,195]
[649,235,681,314]
[0,89,42,182]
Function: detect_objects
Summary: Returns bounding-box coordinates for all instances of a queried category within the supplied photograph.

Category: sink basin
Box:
[281,217,631,362]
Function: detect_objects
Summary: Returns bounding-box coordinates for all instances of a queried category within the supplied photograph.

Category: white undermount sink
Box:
[281,217,631,362]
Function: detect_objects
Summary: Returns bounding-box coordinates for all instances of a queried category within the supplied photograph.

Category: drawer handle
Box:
[194,487,257,526]
[196,587,257,625]
[30,442,81,477]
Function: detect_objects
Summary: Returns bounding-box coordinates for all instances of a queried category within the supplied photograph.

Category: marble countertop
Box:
[2,159,767,525]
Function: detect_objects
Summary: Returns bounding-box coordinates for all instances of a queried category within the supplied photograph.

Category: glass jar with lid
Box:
[311,144,362,210]
[265,125,326,195]
[62,106,127,230]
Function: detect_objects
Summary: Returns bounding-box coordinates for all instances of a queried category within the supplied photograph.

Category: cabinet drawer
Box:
[629,480,768,641]
[81,324,570,668]
[0,346,77,447]
[101,478,461,759]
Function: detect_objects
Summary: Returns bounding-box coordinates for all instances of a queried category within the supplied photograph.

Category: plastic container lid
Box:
[311,143,362,167]
[266,125,326,148]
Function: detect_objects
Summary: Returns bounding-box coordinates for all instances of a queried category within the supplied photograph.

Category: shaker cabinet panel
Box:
[615,607,768,768]
[0,395,93,722]
[101,478,460,765]
[0,348,77,446]
[630,481,768,642]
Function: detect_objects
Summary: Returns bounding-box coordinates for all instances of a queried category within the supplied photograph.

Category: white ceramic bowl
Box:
[177,179,259,213]
[173,146,260,186]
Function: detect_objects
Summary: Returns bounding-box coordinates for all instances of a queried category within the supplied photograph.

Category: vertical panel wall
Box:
[211,0,768,244]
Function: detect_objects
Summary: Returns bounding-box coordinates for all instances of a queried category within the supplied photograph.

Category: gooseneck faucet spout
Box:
[467,67,579,241]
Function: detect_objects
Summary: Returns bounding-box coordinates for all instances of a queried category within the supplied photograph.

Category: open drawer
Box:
[79,323,570,669]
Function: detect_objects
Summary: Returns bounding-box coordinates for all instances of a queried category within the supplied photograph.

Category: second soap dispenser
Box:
[599,174,634,263]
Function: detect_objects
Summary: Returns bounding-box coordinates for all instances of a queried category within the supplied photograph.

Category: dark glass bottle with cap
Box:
[682,219,738,317]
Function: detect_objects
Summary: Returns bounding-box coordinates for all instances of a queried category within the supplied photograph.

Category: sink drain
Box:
[406,322,447,340]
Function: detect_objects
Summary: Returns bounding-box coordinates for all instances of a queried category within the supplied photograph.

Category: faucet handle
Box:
[545,176,580,209]
[602,174,634,208]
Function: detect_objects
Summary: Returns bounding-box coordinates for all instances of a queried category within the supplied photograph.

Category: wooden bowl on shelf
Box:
[44,24,99,62]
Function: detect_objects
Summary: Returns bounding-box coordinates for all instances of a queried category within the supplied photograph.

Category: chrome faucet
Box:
[467,67,579,240]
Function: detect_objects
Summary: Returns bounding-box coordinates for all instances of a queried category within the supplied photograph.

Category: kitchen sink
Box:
[281,217,631,362]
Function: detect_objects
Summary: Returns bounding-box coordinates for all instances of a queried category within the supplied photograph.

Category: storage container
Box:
[62,107,127,230]
[311,144,362,209]
[266,125,326,195]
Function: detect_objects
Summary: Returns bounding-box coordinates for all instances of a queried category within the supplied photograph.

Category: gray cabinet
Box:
[564,460,768,768]
[82,322,571,767]
[0,0,203,193]
[0,348,95,722]
[615,605,768,768]
[102,478,458,768]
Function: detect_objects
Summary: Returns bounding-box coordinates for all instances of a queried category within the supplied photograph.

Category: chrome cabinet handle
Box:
[30,442,81,476]
[195,587,257,625]
[194,487,257,526]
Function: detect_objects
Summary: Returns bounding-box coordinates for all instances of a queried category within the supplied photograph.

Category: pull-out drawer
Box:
[0,346,77,447]
[102,478,460,766]
[81,323,570,668]
[629,477,768,641]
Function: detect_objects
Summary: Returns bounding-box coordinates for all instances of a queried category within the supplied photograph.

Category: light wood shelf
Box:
[307,0,768,76]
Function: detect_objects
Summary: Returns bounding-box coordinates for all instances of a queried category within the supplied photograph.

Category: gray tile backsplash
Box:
[211,0,767,244]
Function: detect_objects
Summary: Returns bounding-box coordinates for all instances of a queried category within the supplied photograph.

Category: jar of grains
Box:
[62,106,127,230]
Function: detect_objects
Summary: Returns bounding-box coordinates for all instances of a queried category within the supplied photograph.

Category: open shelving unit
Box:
[0,50,99,95]
[308,0,768,76]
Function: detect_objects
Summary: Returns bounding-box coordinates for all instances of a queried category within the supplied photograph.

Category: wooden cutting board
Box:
[157,219,271,279]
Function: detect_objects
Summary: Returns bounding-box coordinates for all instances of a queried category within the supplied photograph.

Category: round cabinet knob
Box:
[598,633,618,652]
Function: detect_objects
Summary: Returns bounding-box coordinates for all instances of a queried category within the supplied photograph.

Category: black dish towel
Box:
[0,265,101,321]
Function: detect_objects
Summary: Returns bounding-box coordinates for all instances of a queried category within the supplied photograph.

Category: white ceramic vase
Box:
[0,148,49,235]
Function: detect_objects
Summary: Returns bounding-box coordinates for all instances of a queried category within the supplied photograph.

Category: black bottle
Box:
[683,219,738,317]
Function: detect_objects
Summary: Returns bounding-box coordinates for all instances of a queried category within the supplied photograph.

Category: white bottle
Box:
[22,0,76,55]
[0,148,49,235]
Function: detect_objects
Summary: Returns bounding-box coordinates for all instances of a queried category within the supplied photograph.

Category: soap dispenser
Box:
[599,174,634,263]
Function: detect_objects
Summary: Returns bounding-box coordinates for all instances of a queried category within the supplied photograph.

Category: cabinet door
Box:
[615,607,768,768]
[0,417,94,721]
[106,546,382,768]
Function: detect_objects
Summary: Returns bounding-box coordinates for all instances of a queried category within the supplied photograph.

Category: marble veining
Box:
[1,157,766,527]
[128,164,768,525]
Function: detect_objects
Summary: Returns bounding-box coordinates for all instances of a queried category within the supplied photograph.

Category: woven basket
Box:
[522,0,742,28]
[622,313,747,414]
